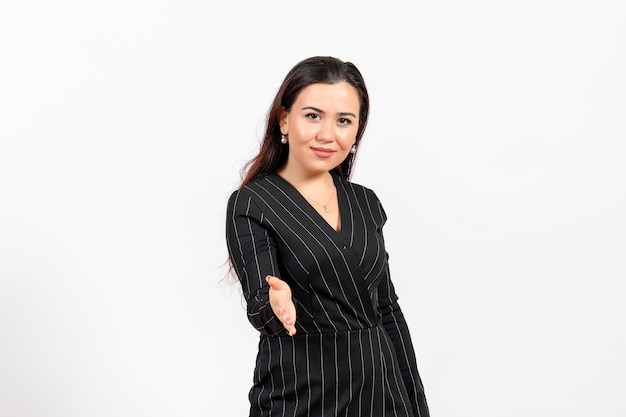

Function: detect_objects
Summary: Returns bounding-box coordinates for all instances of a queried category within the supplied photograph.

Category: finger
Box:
[283,315,297,332]
[277,307,296,335]
[283,316,296,336]
[279,307,290,324]
[266,275,285,290]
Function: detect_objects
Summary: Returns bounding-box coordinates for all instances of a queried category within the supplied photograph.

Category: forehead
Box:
[294,82,360,112]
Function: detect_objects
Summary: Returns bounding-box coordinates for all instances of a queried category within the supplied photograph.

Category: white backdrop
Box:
[1,1,625,416]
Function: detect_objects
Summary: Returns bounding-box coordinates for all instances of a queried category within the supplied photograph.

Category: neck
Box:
[276,168,333,189]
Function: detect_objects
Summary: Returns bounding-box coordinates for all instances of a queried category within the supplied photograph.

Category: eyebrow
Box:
[301,106,357,118]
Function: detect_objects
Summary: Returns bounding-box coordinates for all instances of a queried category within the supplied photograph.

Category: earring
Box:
[350,145,357,154]
[280,134,288,144]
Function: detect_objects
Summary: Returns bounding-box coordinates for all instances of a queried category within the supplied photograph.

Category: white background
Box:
[1,1,625,416]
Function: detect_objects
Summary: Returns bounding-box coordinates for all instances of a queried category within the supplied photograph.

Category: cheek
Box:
[292,125,315,141]
[338,131,358,148]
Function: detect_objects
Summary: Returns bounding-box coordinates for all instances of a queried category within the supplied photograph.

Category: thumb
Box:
[266,275,286,290]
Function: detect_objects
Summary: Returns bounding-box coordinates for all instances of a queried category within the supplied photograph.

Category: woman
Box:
[225,56,430,417]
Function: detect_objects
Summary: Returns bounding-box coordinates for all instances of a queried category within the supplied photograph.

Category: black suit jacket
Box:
[226,172,429,417]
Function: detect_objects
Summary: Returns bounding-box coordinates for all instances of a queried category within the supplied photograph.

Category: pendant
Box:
[324,206,329,213]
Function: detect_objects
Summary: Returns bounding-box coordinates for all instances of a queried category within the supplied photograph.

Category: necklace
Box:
[300,187,336,213]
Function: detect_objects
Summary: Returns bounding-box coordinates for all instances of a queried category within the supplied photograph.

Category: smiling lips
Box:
[311,147,335,158]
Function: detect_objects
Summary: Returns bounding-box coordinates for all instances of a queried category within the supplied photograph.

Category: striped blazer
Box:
[226,172,429,417]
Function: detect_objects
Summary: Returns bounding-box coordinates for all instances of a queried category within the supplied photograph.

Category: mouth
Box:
[310,147,335,158]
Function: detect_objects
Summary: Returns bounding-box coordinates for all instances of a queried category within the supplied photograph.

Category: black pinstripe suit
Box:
[226,172,429,417]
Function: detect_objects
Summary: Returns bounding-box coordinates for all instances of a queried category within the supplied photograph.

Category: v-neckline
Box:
[271,172,351,240]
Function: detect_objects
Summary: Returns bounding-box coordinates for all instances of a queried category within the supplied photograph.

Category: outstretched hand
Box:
[266,275,297,336]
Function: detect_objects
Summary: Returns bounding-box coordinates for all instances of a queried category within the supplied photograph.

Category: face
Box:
[279,82,360,177]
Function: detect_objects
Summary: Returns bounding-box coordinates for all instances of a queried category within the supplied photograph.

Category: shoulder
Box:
[335,175,388,222]
[227,174,284,212]
[335,174,382,204]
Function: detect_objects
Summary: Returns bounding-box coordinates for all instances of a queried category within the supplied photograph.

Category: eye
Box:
[306,113,320,120]
[337,117,352,125]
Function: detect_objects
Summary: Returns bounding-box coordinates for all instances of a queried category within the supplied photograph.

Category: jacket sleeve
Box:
[377,265,429,416]
[375,195,430,417]
[225,188,286,336]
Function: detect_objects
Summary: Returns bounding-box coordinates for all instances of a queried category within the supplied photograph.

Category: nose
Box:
[316,121,335,142]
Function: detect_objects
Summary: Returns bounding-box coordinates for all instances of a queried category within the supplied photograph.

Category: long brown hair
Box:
[240,56,370,187]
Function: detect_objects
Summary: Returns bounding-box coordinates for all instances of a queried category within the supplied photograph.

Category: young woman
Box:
[226,56,430,417]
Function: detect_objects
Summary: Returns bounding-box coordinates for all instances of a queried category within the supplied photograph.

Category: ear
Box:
[279,106,289,134]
